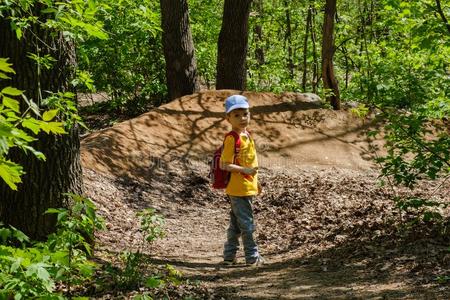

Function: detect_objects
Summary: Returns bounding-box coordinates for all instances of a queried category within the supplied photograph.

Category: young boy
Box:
[220,94,264,266]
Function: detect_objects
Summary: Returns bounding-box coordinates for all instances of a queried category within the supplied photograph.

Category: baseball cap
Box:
[225,95,249,113]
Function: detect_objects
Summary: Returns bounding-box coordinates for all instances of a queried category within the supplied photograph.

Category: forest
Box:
[0,0,449,299]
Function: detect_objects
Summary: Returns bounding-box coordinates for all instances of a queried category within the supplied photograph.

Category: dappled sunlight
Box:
[81,90,384,181]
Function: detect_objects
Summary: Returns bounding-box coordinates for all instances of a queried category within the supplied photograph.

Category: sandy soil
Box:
[81,90,449,299]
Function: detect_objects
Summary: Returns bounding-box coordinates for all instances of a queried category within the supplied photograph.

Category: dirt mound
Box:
[81,90,383,180]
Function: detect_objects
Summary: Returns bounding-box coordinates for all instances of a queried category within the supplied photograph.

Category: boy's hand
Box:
[242,167,258,176]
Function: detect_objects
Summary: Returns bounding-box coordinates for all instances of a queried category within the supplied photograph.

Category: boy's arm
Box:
[222,163,258,175]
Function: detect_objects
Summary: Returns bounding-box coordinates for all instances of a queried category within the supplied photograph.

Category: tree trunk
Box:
[160,0,200,100]
[321,0,341,110]
[216,0,253,90]
[253,0,265,66]
[311,5,319,93]
[0,8,83,240]
[435,0,450,34]
[302,5,312,91]
[284,0,294,80]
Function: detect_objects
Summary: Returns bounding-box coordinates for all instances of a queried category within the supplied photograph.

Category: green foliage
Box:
[106,251,146,290]
[0,0,108,42]
[350,103,370,118]
[436,275,450,284]
[77,0,165,114]
[332,0,450,215]
[0,194,104,299]
[376,111,450,187]
[41,92,87,130]
[0,58,67,190]
[137,208,165,244]
[45,193,105,256]
[105,208,165,290]
[190,0,222,88]
[0,0,107,190]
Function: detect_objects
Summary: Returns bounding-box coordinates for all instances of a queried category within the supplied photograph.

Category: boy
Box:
[220,94,264,267]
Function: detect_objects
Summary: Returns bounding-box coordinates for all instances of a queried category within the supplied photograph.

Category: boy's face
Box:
[226,108,250,130]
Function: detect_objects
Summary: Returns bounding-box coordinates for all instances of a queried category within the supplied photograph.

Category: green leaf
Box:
[45,208,66,214]
[39,122,66,134]
[21,145,45,160]
[9,226,29,244]
[0,72,11,79]
[11,127,35,142]
[50,250,69,265]
[42,109,59,121]
[1,87,22,96]
[2,96,20,113]
[0,228,12,243]
[41,7,58,14]
[15,28,22,40]
[0,58,15,74]
[21,118,41,135]
[78,262,95,276]
[145,276,163,288]
[0,159,23,190]
[0,137,9,155]
[26,263,54,291]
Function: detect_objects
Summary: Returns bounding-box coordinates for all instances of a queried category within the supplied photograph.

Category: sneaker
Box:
[246,255,265,267]
[222,258,237,266]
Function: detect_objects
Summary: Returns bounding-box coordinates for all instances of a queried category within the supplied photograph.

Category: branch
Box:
[376,105,450,169]
[435,0,450,34]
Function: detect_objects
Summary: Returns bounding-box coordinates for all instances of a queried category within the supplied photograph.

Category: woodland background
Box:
[0,0,449,299]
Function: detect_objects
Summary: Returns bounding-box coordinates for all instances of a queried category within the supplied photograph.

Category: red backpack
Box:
[209,131,241,189]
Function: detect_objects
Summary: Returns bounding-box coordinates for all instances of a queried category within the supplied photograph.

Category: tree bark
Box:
[284,0,294,79]
[321,0,341,110]
[253,0,265,66]
[302,5,312,91]
[216,0,253,90]
[0,7,83,240]
[311,5,319,93]
[160,0,200,100]
[435,0,450,34]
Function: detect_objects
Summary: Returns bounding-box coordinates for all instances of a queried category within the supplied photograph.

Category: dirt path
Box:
[81,91,449,299]
[84,163,449,299]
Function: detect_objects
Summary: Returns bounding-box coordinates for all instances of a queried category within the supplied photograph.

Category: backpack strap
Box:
[225,131,241,154]
[224,131,241,164]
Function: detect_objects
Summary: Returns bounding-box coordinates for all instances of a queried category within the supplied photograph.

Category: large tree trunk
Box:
[216,0,252,90]
[322,0,341,110]
[0,7,83,240]
[160,0,200,100]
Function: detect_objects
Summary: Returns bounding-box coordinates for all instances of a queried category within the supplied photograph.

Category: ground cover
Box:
[80,91,449,299]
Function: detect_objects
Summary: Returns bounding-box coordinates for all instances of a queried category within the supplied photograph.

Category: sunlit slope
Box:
[81,90,382,179]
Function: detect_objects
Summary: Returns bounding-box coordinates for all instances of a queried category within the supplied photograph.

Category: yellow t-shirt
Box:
[220,131,258,196]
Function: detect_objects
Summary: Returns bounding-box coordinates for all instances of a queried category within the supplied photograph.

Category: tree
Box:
[0,4,83,240]
[160,0,200,100]
[322,0,340,110]
[283,0,295,80]
[302,4,313,91]
[216,0,253,90]
[253,0,265,66]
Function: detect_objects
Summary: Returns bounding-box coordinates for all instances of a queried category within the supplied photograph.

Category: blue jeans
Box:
[223,196,259,263]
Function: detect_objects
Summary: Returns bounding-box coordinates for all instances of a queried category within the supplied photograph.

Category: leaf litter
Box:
[83,160,449,299]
